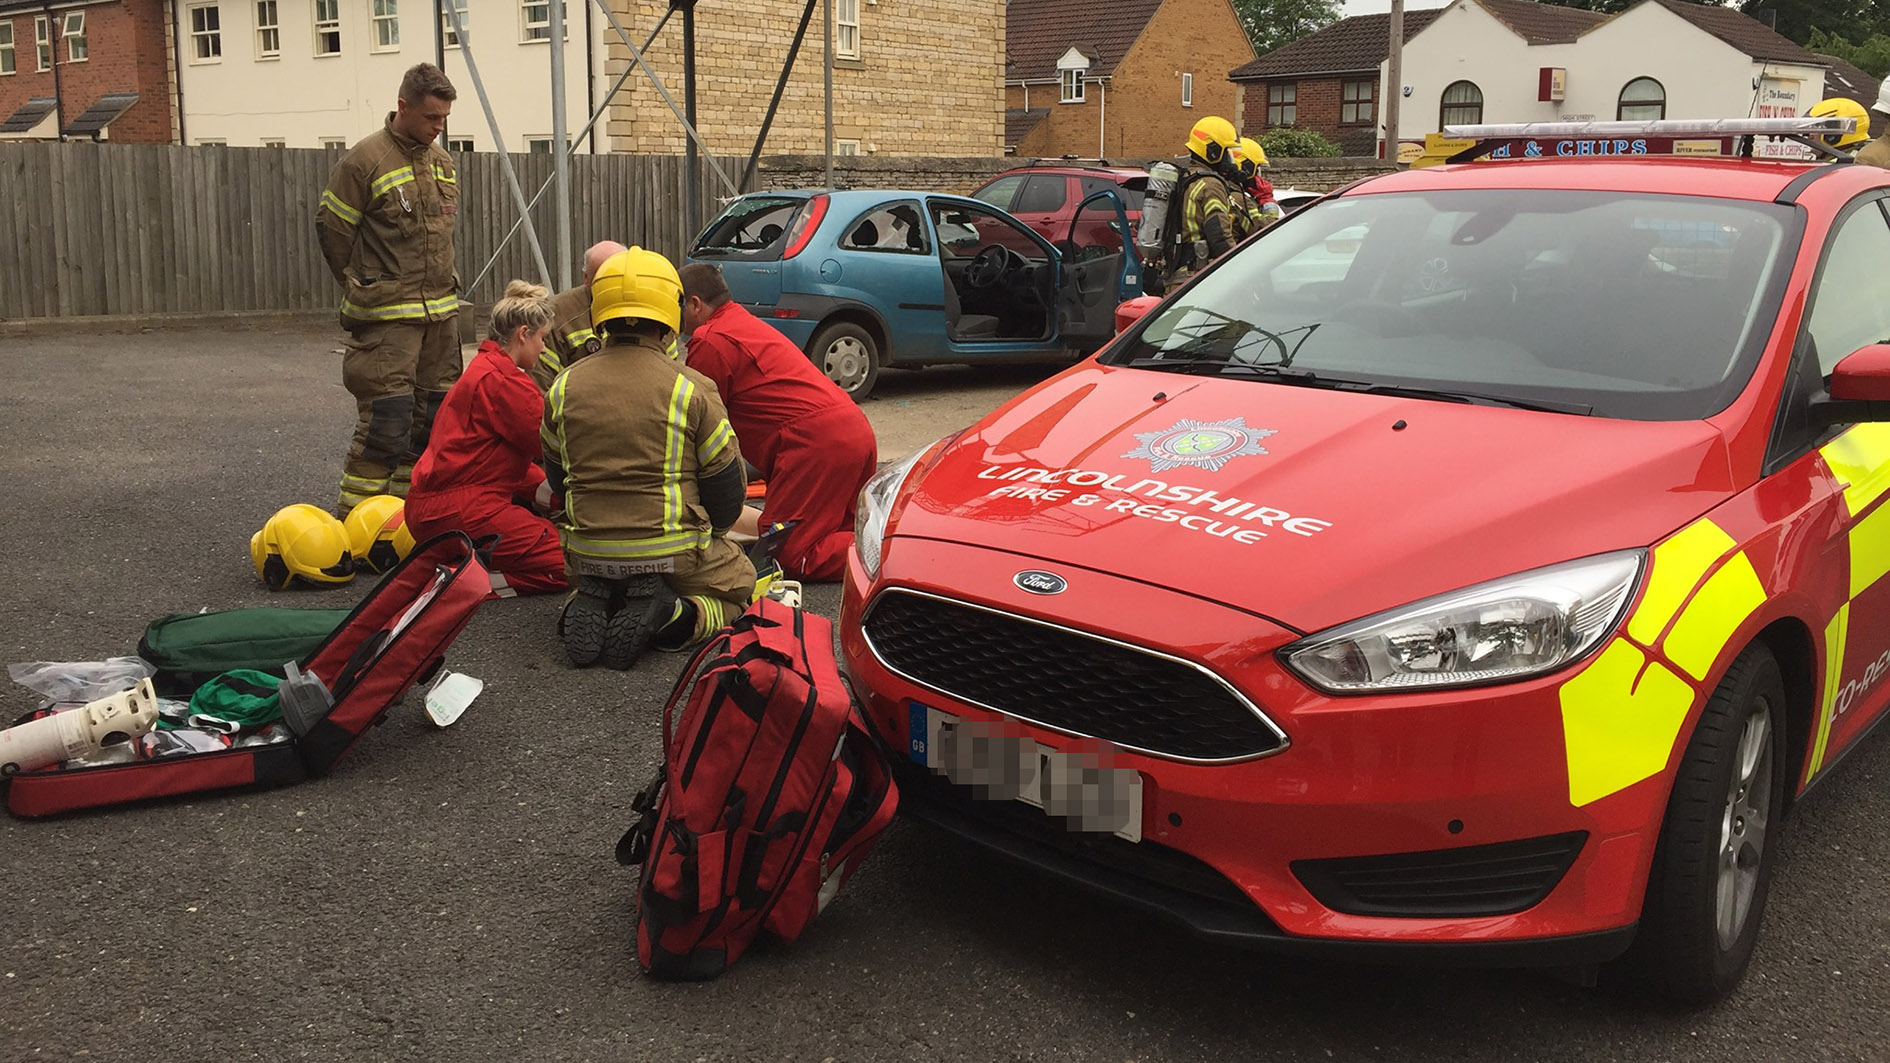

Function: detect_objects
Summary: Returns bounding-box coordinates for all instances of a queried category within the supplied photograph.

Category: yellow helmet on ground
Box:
[1187,115,1238,165]
[1235,137,1269,176]
[1808,97,1870,149]
[252,504,355,589]
[343,494,415,574]
[589,246,683,334]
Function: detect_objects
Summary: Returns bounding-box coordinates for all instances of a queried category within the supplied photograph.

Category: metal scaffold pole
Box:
[550,0,571,289]
[441,0,553,287]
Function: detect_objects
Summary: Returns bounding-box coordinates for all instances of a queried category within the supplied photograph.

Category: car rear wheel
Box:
[808,321,880,402]
[1613,642,1785,1005]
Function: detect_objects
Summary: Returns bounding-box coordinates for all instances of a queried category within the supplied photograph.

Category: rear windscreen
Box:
[691,196,803,258]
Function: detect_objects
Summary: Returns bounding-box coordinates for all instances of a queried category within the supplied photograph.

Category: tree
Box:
[1807,26,1890,77]
[1740,0,1871,46]
[1232,0,1342,58]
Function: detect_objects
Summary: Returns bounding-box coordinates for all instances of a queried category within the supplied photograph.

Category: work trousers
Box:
[763,405,879,582]
[337,317,462,516]
[408,490,568,598]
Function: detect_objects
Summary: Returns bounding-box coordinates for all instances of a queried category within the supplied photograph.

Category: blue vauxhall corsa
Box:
[685,188,1140,400]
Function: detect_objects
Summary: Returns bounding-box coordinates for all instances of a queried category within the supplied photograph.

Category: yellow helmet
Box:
[1808,97,1870,149]
[343,494,415,574]
[1186,115,1238,166]
[252,503,355,589]
[1233,137,1269,178]
[589,246,683,334]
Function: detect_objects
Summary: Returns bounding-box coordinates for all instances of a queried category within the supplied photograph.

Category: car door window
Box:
[839,202,929,254]
[1081,175,1142,212]
[972,175,1024,211]
[1806,199,1890,376]
[1014,176,1068,214]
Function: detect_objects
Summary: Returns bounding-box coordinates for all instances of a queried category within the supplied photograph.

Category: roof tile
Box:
[1006,0,1167,82]
[1231,9,1443,79]
[1645,0,1820,64]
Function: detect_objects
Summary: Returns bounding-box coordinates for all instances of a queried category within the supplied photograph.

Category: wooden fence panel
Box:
[4,142,784,320]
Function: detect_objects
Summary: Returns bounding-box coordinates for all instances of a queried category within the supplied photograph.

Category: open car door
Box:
[1055,188,1140,351]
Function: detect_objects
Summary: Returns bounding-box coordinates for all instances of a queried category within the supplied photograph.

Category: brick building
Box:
[1228,9,1443,157]
[0,0,173,142]
[1004,0,1255,159]
[606,0,1003,158]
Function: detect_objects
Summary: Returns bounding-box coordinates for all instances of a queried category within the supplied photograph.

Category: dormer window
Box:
[1057,46,1090,104]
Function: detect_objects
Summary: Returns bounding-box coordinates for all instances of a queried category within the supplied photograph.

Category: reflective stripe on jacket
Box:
[541,334,741,562]
[317,117,460,325]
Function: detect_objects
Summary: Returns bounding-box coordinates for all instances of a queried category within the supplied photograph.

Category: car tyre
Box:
[1612,642,1786,1005]
[807,321,880,402]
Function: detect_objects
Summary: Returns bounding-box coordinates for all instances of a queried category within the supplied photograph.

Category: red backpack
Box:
[617,597,897,980]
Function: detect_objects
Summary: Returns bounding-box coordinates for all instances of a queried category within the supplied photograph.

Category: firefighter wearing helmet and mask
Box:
[539,247,756,670]
[1229,137,1284,240]
[1136,116,1243,293]
[1841,89,1890,168]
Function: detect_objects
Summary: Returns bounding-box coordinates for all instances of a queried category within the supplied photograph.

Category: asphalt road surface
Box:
[3,322,1888,1062]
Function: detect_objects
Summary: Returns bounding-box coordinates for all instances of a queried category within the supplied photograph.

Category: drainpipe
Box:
[1098,78,1106,159]
[44,4,65,140]
[170,0,186,143]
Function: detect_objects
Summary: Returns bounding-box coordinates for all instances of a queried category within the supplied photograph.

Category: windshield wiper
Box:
[1124,357,1325,384]
[1352,382,1594,416]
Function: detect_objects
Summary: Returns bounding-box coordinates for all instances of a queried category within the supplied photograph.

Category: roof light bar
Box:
[1444,117,1856,140]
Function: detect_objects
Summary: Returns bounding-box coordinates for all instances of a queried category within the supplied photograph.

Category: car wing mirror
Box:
[1811,342,1890,426]
[1115,295,1162,335]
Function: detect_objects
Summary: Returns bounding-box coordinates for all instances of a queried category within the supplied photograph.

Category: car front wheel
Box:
[1614,642,1786,1005]
[807,321,880,402]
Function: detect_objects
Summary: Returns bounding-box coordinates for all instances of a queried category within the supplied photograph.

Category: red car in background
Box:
[973,161,1147,253]
[843,117,1890,1004]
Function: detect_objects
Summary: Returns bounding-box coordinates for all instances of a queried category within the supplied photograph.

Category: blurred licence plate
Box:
[909,702,1142,842]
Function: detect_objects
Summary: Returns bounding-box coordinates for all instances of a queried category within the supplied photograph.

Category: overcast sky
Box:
[1339,0,1453,16]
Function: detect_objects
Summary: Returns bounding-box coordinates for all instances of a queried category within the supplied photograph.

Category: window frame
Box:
[34,14,50,72]
[187,4,222,63]
[314,0,341,56]
[1181,72,1193,108]
[834,139,861,156]
[1617,76,1666,122]
[1060,68,1085,104]
[834,0,859,60]
[439,0,468,48]
[255,0,279,57]
[1440,80,1483,127]
[62,11,84,62]
[320,137,347,149]
[521,0,548,41]
[261,137,285,147]
[370,0,399,51]
[0,21,15,75]
[1266,82,1297,128]
[526,135,553,153]
[1341,79,1375,126]
[837,201,930,255]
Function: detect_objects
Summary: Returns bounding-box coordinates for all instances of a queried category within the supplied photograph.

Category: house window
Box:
[445,136,473,152]
[834,139,860,156]
[1618,77,1665,121]
[188,5,221,62]
[262,138,285,147]
[371,0,398,50]
[440,0,468,47]
[63,11,85,62]
[34,15,50,71]
[521,0,548,40]
[0,22,14,75]
[834,0,858,59]
[526,135,552,153]
[256,0,279,56]
[1182,73,1193,108]
[320,137,346,149]
[1341,79,1375,125]
[1440,80,1483,127]
[314,0,340,55]
[197,138,226,146]
[1060,69,1084,104]
[1266,83,1296,127]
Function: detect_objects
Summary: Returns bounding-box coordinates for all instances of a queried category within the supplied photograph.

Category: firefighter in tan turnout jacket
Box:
[316,63,462,518]
[541,247,756,669]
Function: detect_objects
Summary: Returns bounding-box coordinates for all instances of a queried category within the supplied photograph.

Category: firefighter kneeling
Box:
[541,248,756,670]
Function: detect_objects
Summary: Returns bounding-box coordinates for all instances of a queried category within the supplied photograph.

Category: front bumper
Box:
[840,537,1665,964]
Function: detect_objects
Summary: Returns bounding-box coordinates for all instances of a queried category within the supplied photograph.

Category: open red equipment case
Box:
[4,532,490,818]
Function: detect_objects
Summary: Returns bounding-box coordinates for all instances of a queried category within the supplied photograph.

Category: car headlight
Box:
[854,434,958,581]
[1280,550,1645,694]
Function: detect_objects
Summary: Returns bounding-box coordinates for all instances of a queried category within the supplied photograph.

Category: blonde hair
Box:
[487,280,554,343]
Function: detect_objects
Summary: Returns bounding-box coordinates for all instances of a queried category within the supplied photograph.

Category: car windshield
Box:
[692,196,803,255]
[1105,189,1798,420]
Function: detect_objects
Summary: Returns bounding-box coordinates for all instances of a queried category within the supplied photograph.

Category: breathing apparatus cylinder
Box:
[1137,160,1181,263]
[0,679,161,775]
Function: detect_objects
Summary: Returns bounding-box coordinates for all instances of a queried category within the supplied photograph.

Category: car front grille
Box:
[861,590,1285,762]
[1291,832,1589,918]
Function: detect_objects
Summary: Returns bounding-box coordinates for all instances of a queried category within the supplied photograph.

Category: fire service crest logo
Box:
[1123,417,1275,473]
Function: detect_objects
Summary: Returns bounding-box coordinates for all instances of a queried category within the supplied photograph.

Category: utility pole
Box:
[1385,0,1403,162]
[550,0,571,289]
